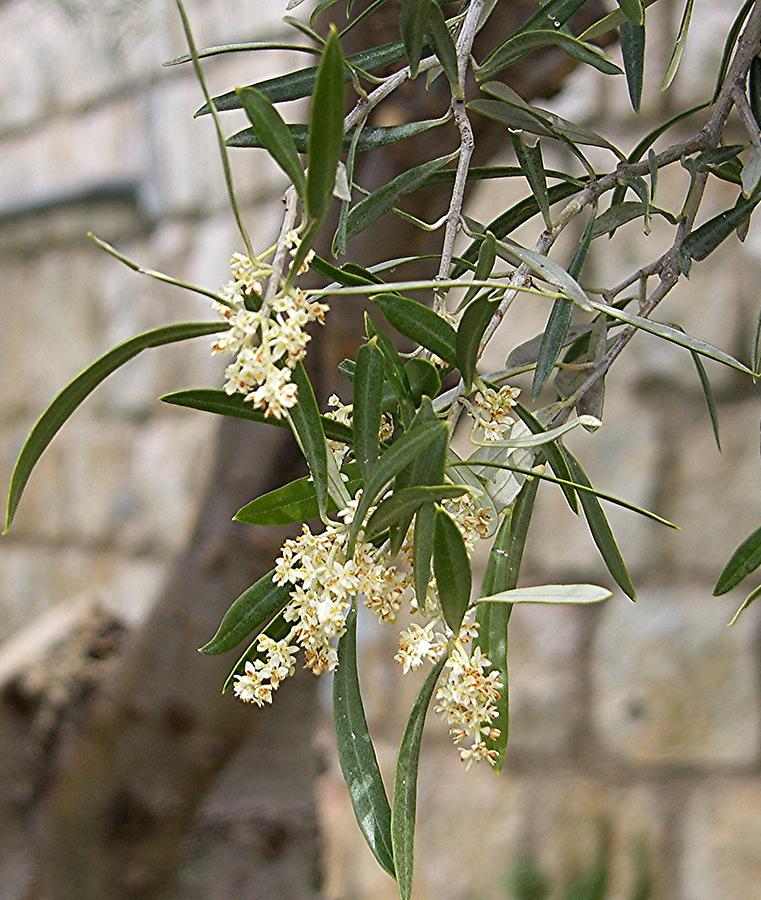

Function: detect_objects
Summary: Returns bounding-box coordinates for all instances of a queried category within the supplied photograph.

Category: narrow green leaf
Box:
[518,0,589,35]
[479,583,612,605]
[742,146,761,200]
[512,133,551,229]
[288,362,329,517]
[474,513,512,771]
[535,305,575,394]
[163,40,322,68]
[365,316,415,425]
[426,0,461,96]
[374,294,457,366]
[494,237,593,312]
[228,118,446,153]
[354,341,385,479]
[749,56,761,128]
[565,450,637,601]
[456,181,582,276]
[713,525,761,595]
[201,572,292,655]
[366,485,469,540]
[591,201,676,237]
[405,358,441,404]
[334,607,396,877]
[222,612,291,694]
[617,0,644,25]
[714,0,755,101]
[473,415,601,450]
[478,83,619,152]
[433,508,472,633]
[509,322,591,368]
[470,94,618,154]
[346,152,457,241]
[160,388,353,444]
[400,0,429,78]
[620,21,645,112]
[728,584,761,626]
[476,30,622,82]
[513,404,578,514]
[590,300,754,376]
[235,463,363,526]
[236,87,306,195]
[349,421,446,553]
[306,28,345,220]
[507,476,541,584]
[661,0,694,91]
[580,0,661,40]
[388,398,446,554]
[413,503,436,610]
[4,322,224,532]
[391,658,445,900]
[458,232,497,310]
[577,317,607,423]
[456,295,500,390]
[669,324,721,451]
[197,40,405,113]
[533,211,595,395]
[459,458,678,529]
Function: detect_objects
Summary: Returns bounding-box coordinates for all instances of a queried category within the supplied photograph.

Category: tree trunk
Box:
[29,3,609,897]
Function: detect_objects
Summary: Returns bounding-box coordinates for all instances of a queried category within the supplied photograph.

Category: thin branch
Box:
[435,0,490,302]
[265,188,300,303]
[570,3,761,408]
[732,83,761,148]
[87,232,230,306]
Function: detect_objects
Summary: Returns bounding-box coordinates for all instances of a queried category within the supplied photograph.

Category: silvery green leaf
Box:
[742,146,761,199]
[495,238,593,312]
[333,161,352,201]
[478,583,612,605]
[473,415,601,450]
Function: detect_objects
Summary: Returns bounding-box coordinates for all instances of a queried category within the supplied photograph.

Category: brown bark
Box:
[29,3,609,897]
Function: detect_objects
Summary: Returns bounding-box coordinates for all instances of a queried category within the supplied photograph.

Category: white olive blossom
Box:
[434,644,503,768]
[211,252,328,419]
[464,385,522,442]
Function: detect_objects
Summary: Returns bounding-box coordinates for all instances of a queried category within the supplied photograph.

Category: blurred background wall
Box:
[1,1,760,898]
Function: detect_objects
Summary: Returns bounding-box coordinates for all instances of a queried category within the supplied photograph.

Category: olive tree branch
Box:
[570,2,761,408]
[435,0,491,304]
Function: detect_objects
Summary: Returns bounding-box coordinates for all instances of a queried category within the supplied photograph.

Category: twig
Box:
[435,0,489,303]
[569,4,761,409]
[87,232,230,306]
[265,188,300,302]
[732,83,761,148]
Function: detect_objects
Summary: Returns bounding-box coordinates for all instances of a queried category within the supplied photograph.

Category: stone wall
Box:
[0,1,759,898]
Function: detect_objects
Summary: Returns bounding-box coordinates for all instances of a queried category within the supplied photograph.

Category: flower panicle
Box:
[212,248,328,419]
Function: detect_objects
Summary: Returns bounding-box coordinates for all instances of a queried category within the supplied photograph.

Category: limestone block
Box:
[592,585,760,766]
[0,97,145,212]
[0,544,113,640]
[319,743,529,900]
[124,415,216,555]
[523,383,662,583]
[665,397,761,579]
[531,778,668,900]
[144,56,291,217]
[681,779,761,900]
[504,604,584,755]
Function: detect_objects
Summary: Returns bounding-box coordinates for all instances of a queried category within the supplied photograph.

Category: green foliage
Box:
[7,2,761,893]
[334,607,395,876]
